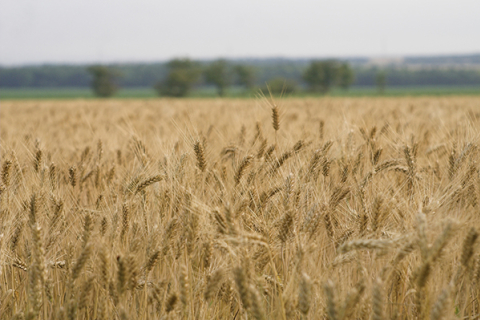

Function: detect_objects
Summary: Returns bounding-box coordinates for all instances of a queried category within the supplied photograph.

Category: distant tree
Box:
[154,59,200,97]
[303,60,339,93]
[376,70,387,94]
[234,65,256,91]
[338,63,355,90]
[262,77,298,95]
[87,66,119,97]
[204,59,232,96]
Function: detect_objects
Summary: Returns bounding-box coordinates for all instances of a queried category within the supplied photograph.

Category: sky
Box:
[1,0,479,66]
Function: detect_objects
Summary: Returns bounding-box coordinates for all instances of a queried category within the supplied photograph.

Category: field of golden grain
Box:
[1,97,480,320]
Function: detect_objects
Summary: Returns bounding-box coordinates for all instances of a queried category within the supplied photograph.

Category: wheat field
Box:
[1,97,480,320]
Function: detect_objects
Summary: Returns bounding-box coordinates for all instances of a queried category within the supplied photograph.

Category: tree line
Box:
[2,59,480,97]
[87,59,356,97]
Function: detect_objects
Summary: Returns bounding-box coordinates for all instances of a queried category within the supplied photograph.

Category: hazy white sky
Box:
[1,0,479,65]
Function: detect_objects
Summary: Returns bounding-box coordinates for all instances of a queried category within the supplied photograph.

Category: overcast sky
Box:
[1,0,479,66]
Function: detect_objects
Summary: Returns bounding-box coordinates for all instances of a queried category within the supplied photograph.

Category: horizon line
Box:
[2,52,480,68]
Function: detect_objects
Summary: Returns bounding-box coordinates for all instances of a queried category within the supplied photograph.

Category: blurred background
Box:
[1,0,480,98]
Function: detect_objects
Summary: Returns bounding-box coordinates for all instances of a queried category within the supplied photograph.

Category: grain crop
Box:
[1,97,480,319]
